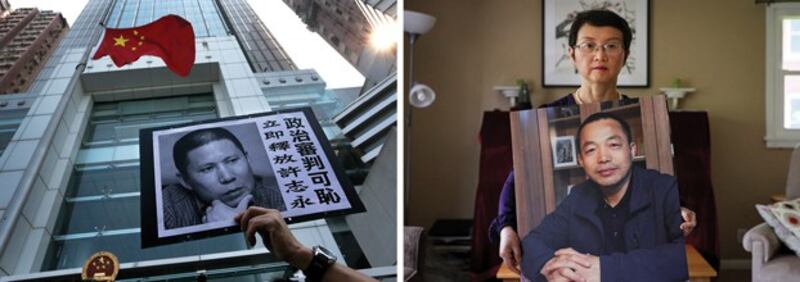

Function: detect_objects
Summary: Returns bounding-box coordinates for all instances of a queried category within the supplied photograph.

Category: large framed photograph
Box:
[552,135,577,168]
[139,107,365,248]
[542,0,649,87]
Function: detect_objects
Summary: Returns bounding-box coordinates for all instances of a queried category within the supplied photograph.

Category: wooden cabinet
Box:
[509,95,673,238]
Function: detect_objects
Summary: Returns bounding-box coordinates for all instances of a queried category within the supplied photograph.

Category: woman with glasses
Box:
[489,9,698,277]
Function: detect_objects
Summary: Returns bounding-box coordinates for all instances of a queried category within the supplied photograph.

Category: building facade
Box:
[0,0,394,280]
[0,8,68,95]
[282,0,369,67]
[333,73,395,163]
[218,0,297,73]
[362,0,395,17]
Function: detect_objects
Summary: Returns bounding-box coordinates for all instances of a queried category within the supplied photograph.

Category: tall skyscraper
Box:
[0,0,394,280]
[282,0,369,67]
[0,8,68,94]
[218,0,297,73]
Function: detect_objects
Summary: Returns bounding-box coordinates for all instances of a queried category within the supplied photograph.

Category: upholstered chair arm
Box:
[743,223,780,265]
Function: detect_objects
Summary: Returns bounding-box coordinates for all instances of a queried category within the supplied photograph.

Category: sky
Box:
[10,0,365,89]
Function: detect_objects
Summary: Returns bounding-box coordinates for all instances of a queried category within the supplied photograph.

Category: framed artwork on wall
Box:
[542,0,650,87]
[552,135,577,168]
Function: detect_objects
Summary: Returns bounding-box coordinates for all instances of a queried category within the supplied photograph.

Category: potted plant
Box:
[513,79,533,110]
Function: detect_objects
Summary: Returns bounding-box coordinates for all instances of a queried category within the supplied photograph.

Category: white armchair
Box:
[742,145,800,281]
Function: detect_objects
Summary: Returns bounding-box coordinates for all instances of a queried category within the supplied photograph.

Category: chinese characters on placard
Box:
[260,112,351,217]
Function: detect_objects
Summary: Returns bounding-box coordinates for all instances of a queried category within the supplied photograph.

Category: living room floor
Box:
[716,268,750,282]
[423,244,470,281]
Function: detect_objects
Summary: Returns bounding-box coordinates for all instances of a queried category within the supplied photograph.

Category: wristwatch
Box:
[304,245,337,282]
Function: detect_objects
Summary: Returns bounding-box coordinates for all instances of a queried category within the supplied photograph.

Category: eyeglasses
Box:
[573,42,623,56]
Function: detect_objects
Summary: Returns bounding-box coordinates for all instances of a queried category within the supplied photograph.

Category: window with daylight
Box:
[767,4,800,148]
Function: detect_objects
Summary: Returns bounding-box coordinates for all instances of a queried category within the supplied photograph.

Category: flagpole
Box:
[0,0,117,259]
[99,0,115,28]
[74,0,114,72]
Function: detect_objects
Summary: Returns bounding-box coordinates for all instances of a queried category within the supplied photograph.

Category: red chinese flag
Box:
[92,15,195,77]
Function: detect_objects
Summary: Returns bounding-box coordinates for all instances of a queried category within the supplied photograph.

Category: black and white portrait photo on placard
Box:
[139,108,365,247]
[159,124,285,230]
[552,135,577,168]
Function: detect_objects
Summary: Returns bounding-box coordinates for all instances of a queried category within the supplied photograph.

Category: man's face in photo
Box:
[577,118,636,188]
[179,139,256,207]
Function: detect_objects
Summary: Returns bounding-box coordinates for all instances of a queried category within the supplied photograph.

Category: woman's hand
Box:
[499,226,522,274]
[680,207,697,237]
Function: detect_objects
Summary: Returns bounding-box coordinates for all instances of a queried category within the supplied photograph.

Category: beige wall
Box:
[407,0,792,261]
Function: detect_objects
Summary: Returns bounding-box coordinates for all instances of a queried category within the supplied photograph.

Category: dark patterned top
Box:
[162,175,286,229]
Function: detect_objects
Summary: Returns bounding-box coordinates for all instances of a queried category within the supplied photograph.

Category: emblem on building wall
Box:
[81,251,119,281]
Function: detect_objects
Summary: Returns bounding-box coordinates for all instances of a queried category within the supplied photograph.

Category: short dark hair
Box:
[575,112,633,153]
[173,127,246,176]
[568,9,633,60]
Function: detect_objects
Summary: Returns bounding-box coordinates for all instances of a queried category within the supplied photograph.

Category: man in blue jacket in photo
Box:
[521,112,688,282]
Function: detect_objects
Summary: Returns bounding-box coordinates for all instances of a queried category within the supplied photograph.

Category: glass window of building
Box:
[0,108,26,156]
[106,0,228,38]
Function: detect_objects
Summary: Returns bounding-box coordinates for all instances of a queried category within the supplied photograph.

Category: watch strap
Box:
[304,246,336,282]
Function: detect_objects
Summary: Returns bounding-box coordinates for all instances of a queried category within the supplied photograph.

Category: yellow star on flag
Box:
[113,35,129,47]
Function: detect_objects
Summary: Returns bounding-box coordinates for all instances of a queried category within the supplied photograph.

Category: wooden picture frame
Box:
[552,135,577,168]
